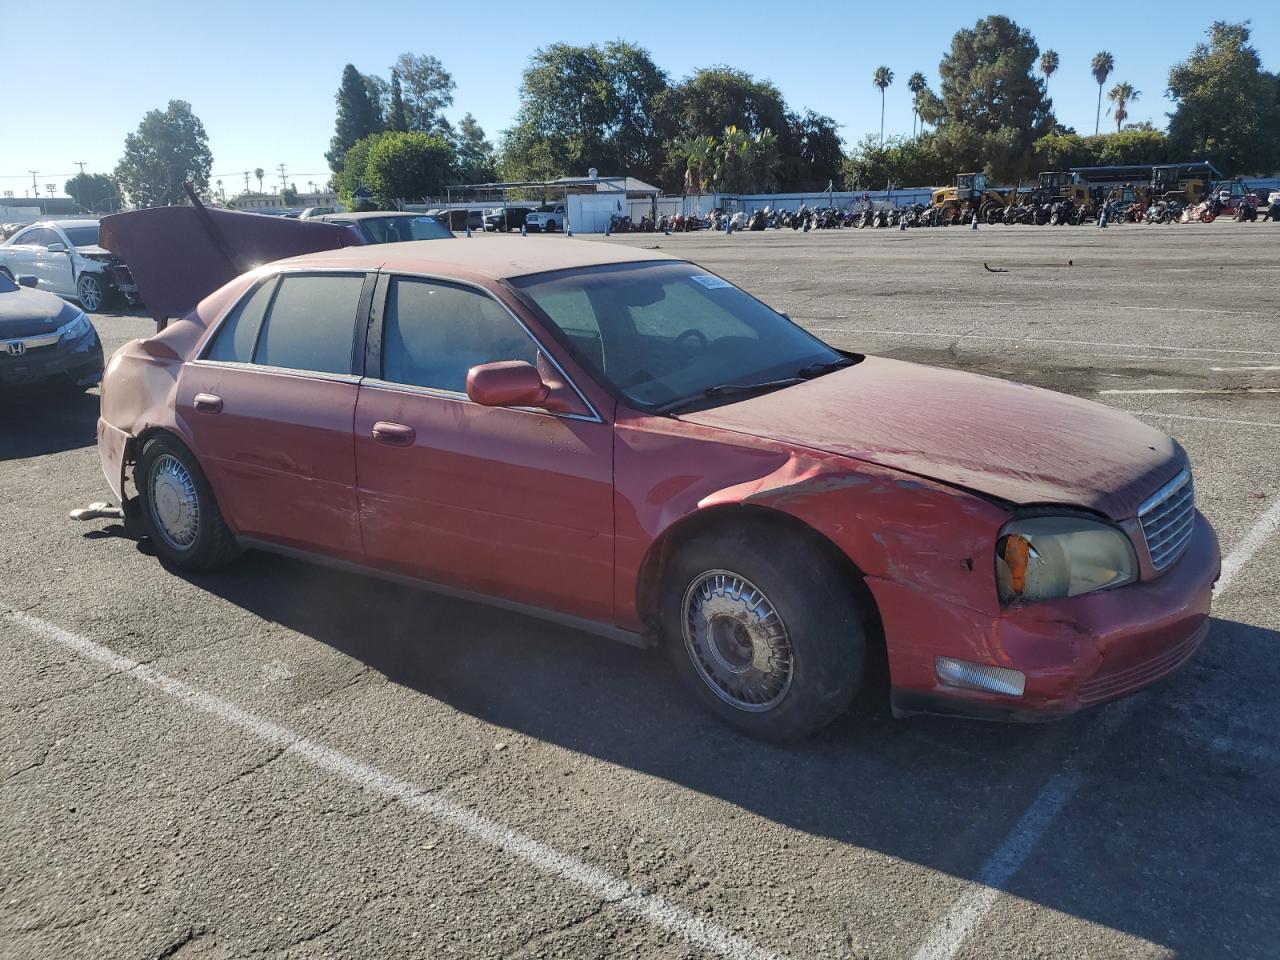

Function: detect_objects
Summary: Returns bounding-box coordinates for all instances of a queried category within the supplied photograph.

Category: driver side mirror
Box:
[15,274,37,288]
[46,242,67,253]
[467,361,550,409]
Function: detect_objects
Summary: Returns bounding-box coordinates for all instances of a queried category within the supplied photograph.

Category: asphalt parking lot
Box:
[2,221,1278,959]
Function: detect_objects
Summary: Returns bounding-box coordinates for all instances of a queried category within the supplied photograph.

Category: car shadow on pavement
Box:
[178,549,1280,958]
[0,389,99,461]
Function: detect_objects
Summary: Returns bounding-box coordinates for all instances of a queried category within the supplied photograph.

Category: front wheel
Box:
[76,272,112,312]
[661,525,867,741]
[135,434,241,571]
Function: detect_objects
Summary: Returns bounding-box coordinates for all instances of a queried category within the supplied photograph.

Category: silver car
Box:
[0,219,140,311]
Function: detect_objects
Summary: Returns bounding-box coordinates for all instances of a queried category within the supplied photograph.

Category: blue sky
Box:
[2,0,1275,198]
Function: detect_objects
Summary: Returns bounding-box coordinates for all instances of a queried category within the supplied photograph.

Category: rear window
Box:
[252,274,364,375]
[357,216,451,244]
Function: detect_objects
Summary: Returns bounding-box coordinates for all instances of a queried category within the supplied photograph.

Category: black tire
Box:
[660,524,866,742]
[134,434,241,571]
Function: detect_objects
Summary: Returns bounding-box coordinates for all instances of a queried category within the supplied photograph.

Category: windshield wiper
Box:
[655,377,805,414]
[796,357,857,378]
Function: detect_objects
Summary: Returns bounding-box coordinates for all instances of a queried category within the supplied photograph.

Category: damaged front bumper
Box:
[879,514,1221,721]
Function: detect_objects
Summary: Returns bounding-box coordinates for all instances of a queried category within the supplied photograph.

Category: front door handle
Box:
[193,392,223,414]
[371,421,416,446]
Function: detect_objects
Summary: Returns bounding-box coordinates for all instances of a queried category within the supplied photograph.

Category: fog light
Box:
[935,657,1026,697]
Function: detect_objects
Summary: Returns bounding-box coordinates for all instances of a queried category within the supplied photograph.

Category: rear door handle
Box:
[193,393,223,414]
[371,421,416,446]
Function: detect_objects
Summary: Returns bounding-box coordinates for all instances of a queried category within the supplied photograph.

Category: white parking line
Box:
[0,607,777,960]
[1210,366,1280,372]
[1099,388,1280,395]
[909,492,1280,960]
[1123,411,1280,429]
[806,327,1280,358]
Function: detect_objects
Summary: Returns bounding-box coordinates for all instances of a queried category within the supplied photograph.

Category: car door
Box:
[5,227,50,288]
[178,270,373,562]
[353,274,615,622]
[40,225,77,296]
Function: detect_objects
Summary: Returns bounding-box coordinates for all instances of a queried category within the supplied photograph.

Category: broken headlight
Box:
[996,516,1137,604]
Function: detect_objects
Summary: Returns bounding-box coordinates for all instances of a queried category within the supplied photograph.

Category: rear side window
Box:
[253,274,364,375]
[381,278,538,393]
[206,280,275,363]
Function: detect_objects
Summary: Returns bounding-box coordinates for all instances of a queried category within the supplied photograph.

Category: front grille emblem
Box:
[5,341,25,357]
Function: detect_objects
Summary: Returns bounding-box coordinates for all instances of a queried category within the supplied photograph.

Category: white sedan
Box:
[0,219,139,311]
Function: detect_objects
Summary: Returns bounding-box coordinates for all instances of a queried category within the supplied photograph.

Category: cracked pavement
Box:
[2,223,1278,959]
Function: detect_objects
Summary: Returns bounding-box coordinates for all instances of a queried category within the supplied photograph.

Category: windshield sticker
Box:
[690,274,732,289]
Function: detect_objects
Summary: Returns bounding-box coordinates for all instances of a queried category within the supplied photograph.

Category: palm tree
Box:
[747,128,780,192]
[216,178,224,202]
[1107,82,1140,132]
[715,125,750,192]
[873,66,894,145]
[1039,50,1059,101]
[907,72,927,136]
[673,135,715,194]
[1091,52,1114,135]
[254,167,265,194]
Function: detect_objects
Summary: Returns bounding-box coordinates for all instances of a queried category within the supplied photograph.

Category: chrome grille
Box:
[1138,468,1195,571]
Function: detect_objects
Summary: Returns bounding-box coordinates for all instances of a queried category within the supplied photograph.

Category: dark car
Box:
[0,272,103,391]
[484,207,536,232]
[310,212,453,244]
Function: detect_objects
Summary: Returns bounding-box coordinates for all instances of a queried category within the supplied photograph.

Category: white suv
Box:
[524,204,566,232]
[0,219,139,311]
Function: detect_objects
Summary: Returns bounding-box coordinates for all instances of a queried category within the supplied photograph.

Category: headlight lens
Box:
[996,516,1137,604]
[57,311,92,341]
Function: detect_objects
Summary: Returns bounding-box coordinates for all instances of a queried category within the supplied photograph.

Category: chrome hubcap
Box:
[149,454,200,550]
[682,570,793,712]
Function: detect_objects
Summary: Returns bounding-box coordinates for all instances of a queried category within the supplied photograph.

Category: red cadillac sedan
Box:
[96,239,1220,740]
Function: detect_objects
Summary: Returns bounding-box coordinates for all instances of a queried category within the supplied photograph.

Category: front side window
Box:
[512,261,843,411]
[16,228,54,247]
[381,277,538,393]
[252,273,364,375]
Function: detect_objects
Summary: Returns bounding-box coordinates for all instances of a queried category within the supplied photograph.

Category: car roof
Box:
[317,211,427,221]
[36,219,99,229]
[271,236,680,281]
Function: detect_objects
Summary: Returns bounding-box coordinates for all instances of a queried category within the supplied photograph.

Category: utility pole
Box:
[29,171,39,197]
[75,161,87,175]
[72,161,87,212]
[277,163,287,192]
[243,171,250,193]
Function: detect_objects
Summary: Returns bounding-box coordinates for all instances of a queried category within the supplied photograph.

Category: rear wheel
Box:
[135,434,241,571]
[661,524,866,742]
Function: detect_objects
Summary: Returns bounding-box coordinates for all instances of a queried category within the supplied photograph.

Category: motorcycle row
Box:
[606,193,1280,234]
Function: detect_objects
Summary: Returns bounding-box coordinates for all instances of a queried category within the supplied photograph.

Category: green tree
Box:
[363,73,389,131]
[672,134,715,193]
[64,173,121,213]
[1090,51,1114,134]
[841,134,952,190]
[1167,22,1280,175]
[393,53,456,133]
[1106,82,1140,132]
[280,184,299,206]
[907,72,927,136]
[1039,49,1059,100]
[334,133,388,209]
[787,110,844,190]
[924,16,1054,181]
[712,125,751,191]
[326,64,381,173]
[364,131,455,206]
[746,128,782,192]
[455,113,496,183]
[389,69,408,132]
[113,99,213,207]
[873,66,894,145]
[500,41,669,184]
[1035,129,1169,169]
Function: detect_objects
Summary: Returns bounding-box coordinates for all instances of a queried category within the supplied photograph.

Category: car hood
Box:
[679,356,1182,520]
[74,244,112,258]
[0,285,78,338]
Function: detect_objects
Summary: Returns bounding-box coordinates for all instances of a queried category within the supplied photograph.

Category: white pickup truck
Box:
[524,204,565,232]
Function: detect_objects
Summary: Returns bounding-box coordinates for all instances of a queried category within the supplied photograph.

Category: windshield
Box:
[511,261,845,411]
[62,226,101,247]
[0,272,15,293]
[356,216,451,244]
